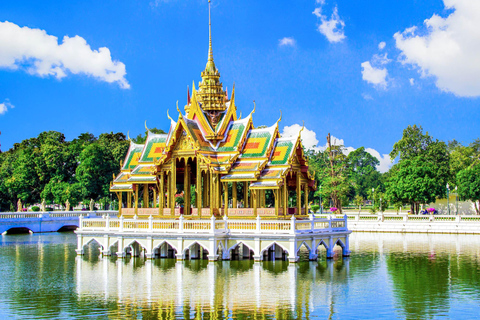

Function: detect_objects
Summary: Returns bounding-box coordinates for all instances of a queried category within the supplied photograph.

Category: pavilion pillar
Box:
[275,189,279,217]
[304,184,308,215]
[196,161,202,212]
[204,171,209,208]
[218,178,223,209]
[296,174,301,216]
[210,171,214,216]
[184,162,191,215]
[143,184,149,208]
[159,171,165,215]
[127,191,132,209]
[283,183,287,217]
[232,182,237,208]
[224,182,229,217]
[253,190,258,216]
[134,185,139,215]
[244,182,248,208]
[117,192,123,216]
[171,158,176,216]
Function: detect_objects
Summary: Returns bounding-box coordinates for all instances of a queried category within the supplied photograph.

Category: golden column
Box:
[184,162,191,215]
[243,182,248,208]
[296,174,301,216]
[224,182,229,216]
[304,184,308,216]
[274,189,279,216]
[127,191,132,209]
[252,190,257,216]
[171,158,176,216]
[209,170,214,216]
[283,183,287,217]
[159,171,165,215]
[134,185,139,215]
[196,161,202,212]
[232,182,237,209]
[118,192,122,216]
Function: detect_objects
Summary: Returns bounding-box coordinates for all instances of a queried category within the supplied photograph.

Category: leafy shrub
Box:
[31,206,40,212]
[45,207,54,211]
[311,205,320,213]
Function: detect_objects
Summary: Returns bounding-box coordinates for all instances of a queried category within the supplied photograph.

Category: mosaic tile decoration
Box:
[114,172,129,183]
[110,184,133,191]
[140,134,168,162]
[229,160,260,172]
[259,169,283,179]
[221,173,256,181]
[122,143,144,170]
[269,139,294,165]
[217,122,246,152]
[131,165,156,175]
[241,129,273,158]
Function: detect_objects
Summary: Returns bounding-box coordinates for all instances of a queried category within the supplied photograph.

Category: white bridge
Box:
[75,215,351,262]
[0,211,117,234]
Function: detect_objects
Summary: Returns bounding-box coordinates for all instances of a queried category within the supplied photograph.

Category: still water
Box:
[0,232,479,319]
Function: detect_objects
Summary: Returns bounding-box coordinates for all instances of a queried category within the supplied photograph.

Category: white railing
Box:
[78,214,349,235]
[0,210,117,220]
[315,212,480,223]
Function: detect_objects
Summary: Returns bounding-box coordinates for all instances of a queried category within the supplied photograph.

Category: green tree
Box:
[456,163,480,215]
[132,128,166,144]
[386,125,450,214]
[346,147,383,199]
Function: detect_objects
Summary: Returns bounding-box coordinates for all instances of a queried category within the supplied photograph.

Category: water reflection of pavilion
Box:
[75,257,350,318]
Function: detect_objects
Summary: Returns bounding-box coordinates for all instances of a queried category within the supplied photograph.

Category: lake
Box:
[0,232,479,319]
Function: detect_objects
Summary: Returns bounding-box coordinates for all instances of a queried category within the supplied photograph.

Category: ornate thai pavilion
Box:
[110,5,315,220]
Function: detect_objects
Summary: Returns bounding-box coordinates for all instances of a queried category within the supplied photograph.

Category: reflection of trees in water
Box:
[387,252,450,318]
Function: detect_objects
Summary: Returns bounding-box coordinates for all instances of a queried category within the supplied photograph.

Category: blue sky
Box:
[0,0,479,172]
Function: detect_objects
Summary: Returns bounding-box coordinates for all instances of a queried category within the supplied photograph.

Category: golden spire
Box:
[207,0,214,67]
[197,0,226,114]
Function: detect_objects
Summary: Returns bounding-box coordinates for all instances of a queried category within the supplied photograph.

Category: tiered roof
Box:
[110,4,315,193]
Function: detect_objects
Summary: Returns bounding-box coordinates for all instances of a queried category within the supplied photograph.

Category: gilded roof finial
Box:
[252,100,256,114]
[208,0,213,64]
[167,109,173,121]
[276,110,282,124]
[127,131,131,141]
[145,120,150,132]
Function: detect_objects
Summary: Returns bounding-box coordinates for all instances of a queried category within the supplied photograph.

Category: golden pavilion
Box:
[109,4,315,220]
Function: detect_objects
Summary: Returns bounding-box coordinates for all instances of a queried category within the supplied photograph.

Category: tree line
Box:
[307,125,480,214]
[0,125,479,214]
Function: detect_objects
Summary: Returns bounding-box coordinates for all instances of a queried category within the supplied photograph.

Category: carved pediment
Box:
[174,132,196,152]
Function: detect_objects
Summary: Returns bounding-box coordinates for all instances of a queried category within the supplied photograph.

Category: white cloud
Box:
[410,78,415,86]
[0,21,129,89]
[394,0,480,97]
[361,61,387,87]
[282,124,319,151]
[315,0,326,5]
[0,99,14,115]
[378,41,386,50]
[365,148,393,173]
[313,6,346,43]
[281,125,392,173]
[362,93,373,100]
[372,53,391,65]
[279,37,296,47]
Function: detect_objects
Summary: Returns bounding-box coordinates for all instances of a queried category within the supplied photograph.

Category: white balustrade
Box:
[76,214,349,235]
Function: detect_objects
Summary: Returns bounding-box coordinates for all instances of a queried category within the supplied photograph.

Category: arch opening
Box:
[83,238,104,257]
[124,240,146,258]
[296,242,311,261]
[4,227,32,235]
[229,243,254,261]
[57,225,78,232]
[315,240,329,259]
[153,242,177,259]
[262,243,288,261]
[184,242,209,260]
